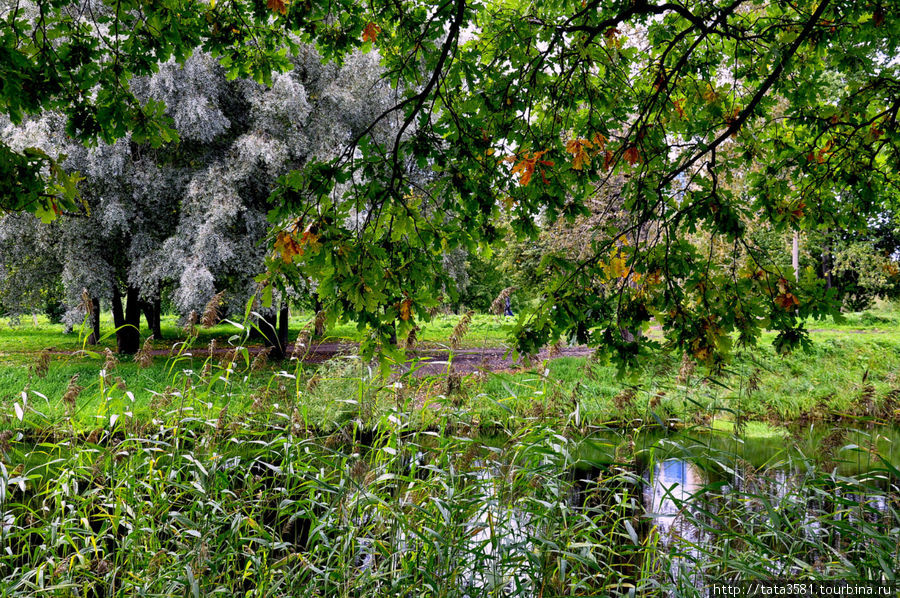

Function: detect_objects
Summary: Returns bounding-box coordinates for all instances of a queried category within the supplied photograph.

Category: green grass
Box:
[0,311,513,359]
[2,307,900,432]
[471,330,900,426]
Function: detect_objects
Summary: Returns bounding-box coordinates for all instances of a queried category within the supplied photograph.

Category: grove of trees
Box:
[1,0,899,367]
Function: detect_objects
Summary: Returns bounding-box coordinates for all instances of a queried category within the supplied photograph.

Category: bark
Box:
[115,285,141,354]
[276,302,289,360]
[254,310,278,346]
[142,296,162,339]
[253,304,290,360]
[111,286,124,331]
[87,297,101,345]
[388,320,398,347]
[313,297,325,337]
[153,296,162,338]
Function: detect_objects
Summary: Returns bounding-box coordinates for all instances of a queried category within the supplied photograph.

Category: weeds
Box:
[0,310,898,596]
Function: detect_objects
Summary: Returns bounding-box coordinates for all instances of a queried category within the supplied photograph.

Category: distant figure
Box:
[504,296,513,317]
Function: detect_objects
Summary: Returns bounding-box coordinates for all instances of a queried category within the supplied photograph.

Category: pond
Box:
[1,420,898,596]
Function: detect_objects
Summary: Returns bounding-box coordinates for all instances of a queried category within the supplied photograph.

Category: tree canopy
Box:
[3,0,899,368]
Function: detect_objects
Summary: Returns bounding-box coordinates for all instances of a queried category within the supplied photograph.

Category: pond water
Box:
[2,422,897,596]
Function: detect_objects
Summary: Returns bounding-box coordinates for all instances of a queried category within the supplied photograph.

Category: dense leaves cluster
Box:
[3,0,900,367]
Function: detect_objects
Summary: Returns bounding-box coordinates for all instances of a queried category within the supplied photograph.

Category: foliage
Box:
[0,46,396,332]
[830,240,900,311]
[262,0,900,368]
[3,0,900,369]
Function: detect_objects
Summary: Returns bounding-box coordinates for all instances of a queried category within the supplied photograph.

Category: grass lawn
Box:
[1,307,899,433]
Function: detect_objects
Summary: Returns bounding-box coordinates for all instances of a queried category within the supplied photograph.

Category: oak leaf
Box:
[362,22,382,43]
[775,278,800,309]
[602,150,615,171]
[623,146,641,165]
[565,138,592,171]
[266,0,288,15]
[505,150,554,186]
[400,299,412,321]
[775,292,800,309]
[274,231,303,263]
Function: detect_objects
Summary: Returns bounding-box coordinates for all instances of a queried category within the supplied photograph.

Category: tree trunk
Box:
[115,286,141,354]
[822,234,833,290]
[251,304,290,360]
[255,310,278,346]
[276,302,289,360]
[87,297,101,345]
[111,286,124,332]
[153,296,162,338]
[313,297,325,337]
[792,232,800,280]
[142,296,162,339]
[388,320,398,347]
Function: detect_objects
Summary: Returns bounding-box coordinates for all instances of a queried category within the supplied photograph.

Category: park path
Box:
[160,341,595,376]
[20,326,887,375]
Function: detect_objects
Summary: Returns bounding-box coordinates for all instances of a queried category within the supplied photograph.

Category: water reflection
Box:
[644,459,706,592]
[642,454,896,596]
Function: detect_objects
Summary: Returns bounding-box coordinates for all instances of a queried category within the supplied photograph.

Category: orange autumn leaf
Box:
[623,146,641,165]
[774,277,800,309]
[399,299,412,321]
[505,150,554,186]
[775,292,800,309]
[565,138,593,171]
[724,107,742,137]
[266,0,288,15]
[274,231,303,263]
[602,150,615,171]
[362,22,382,43]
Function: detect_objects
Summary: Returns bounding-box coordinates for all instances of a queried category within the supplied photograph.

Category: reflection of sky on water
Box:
[645,458,706,594]
[645,458,702,537]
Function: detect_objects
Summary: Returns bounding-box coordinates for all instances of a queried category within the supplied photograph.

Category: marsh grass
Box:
[0,309,898,596]
[0,336,898,596]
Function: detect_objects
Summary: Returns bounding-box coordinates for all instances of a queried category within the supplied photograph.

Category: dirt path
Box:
[27,325,889,376]
[35,341,595,376]
[183,342,595,376]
